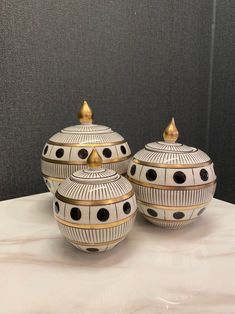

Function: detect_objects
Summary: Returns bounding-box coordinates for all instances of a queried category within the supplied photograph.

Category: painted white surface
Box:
[0,193,234,314]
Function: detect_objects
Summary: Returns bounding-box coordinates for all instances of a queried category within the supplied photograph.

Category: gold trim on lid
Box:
[87,148,102,168]
[78,101,93,124]
[163,117,179,143]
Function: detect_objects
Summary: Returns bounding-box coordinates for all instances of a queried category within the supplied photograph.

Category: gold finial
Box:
[87,148,102,168]
[163,117,179,143]
[78,101,93,124]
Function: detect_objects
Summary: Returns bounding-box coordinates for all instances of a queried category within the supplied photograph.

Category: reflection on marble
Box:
[0,193,235,313]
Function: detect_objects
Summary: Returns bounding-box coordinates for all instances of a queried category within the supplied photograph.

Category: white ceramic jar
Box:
[41,101,132,194]
[53,149,137,252]
[127,118,217,229]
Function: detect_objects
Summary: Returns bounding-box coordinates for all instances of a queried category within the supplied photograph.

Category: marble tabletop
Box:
[0,193,235,314]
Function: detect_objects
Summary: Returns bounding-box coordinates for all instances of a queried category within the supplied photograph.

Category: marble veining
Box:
[0,193,235,313]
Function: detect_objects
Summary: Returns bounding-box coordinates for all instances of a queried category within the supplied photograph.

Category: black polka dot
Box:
[173,171,186,184]
[70,207,81,221]
[97,208,110,222]
[120,145,127,154]
[173,212,185,219]
[54,201,59,214]
[147,208,158,217]
[56,148,64,158]
[197,208,206,216]
[78,149,88,159]
[86,248,99,252]
[200,169,209,181]
[123,202,131,214]
[103,148,112,158]
[130,165,136,176]
[43,145,48,155]
[146,169,157,181]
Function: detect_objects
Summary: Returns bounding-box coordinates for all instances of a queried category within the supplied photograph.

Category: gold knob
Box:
[78,101,93,124]
[87,148,102,168]
[163,117,179,143]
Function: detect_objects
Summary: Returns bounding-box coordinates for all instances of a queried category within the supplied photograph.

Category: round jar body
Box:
[53,168,137,252]
[127,141,216,229]
[41,124,131,194]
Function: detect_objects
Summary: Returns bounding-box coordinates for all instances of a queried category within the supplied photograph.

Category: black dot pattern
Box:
[54,201,59,214]
[103,148,112,158]
[130,165,136,176]
[197,208,206,216]
[44,145,48,155]
[78,149,88,159]
[56,148,64,158]
[173,212,185,219]
[97,208,110,222]
[86,248,99,252]
[147,208,158,217]
[200,169,209,181]
[123,202,131,214]
[146,169,157,181]
[120,145,127,154]
[70,207,81,221]
[173,171,186,184]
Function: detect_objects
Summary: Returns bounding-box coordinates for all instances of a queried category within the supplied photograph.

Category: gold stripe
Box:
[55,189,135,206]
[127,176,217,191]
[55,212,136,229]
[48,139,126,147]
[42,174,64,182]
[132,158,212,169]
[41,154,131,165]
[143,214,195,223]
[68,235,126,247]
[138,200,209,210]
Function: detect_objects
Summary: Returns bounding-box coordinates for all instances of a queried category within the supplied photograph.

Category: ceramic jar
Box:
[41,101,132,194]
[53,149,137,252]
[127,118,217,229]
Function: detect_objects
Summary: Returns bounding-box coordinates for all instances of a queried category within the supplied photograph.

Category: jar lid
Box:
[133,118,211,167]
[56,149,134,204]
[48,101,124,145]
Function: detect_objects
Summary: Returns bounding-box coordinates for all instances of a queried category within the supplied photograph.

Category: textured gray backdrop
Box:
[0,0,234,203]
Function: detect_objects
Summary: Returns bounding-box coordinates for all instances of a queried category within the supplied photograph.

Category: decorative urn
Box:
[53,149,137,252]
[127,118,216,229]
[41,101,132,194]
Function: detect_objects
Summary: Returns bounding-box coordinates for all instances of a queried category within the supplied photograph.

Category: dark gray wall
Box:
[0,1,234,203]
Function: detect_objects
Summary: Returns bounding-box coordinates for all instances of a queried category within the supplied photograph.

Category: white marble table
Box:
[0,193,235,314]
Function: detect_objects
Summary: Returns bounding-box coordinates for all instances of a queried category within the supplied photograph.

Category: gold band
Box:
[42,174,64,182]
[48,139,127,147]
[132,158,212,169]
[143,214,196,223]
[68,235,126,247]
[127,176,217,191]
[138,200,209,210]
[55,212,136,229]
[55,189,135,206]
[41,155,131,165]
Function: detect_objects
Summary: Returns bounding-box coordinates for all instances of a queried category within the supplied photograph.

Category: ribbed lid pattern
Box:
[49,124,124,144]
[134,141,211,165]
[57,170,133,201]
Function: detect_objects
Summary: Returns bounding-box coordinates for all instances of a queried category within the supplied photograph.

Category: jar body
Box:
[127,146,216,229]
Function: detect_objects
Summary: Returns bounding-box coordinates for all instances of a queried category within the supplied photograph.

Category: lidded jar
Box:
[41,101,132,194]
[53,149,137,252]
[127,118,217,229]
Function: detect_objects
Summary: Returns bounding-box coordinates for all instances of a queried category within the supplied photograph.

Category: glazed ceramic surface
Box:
[127,118,217,229]
[41,101,131,194]
[53,149,137,252]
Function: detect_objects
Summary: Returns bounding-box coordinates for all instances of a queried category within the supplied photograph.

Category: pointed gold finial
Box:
[78,101,93,124]
[163,117,179,143]
[87,148,102,168]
